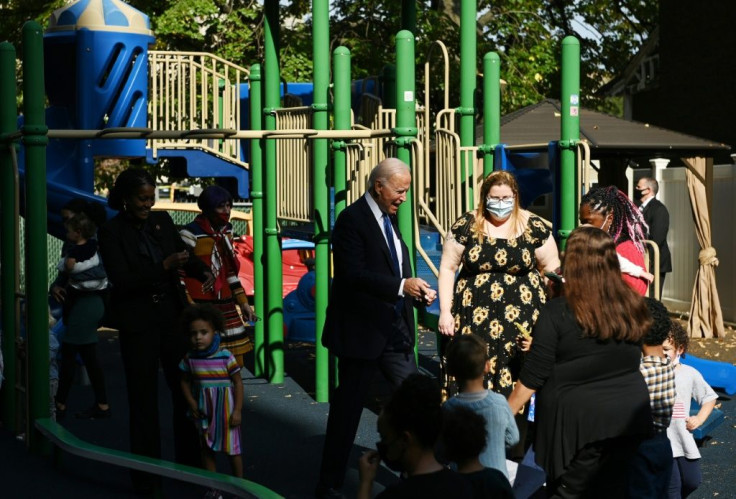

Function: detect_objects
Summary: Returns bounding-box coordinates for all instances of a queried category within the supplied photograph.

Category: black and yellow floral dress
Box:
[443,211,551,397]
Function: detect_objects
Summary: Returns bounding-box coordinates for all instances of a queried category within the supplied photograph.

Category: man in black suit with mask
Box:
[636,177,671,299]
[315,158,437,498]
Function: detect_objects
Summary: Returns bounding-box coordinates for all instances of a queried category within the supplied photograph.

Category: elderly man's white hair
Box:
[367,158,410,193]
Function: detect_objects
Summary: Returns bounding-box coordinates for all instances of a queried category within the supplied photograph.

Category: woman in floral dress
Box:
[438,171,560,440]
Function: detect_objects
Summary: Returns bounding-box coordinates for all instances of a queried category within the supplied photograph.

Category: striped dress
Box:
[179,349,242,455]
[180,216,253,360]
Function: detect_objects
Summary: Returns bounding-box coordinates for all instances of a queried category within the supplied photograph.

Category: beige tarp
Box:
[683,156,725,338]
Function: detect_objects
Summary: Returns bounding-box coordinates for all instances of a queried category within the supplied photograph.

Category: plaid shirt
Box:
[640,355,676,432]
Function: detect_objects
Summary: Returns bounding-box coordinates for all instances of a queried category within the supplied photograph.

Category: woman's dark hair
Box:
[445,334,488,382]
[441,405,487,463]
[108,168,156,211]
[669,321,690,357]
[180,303,225,335]
[382,374,442,449]
[563,226,652,342]
[580,186,647,253]
[643,298,672,346]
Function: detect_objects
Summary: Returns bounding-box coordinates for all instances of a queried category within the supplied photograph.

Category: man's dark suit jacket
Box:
[98,210,209,332]
[642,198,672,274]
[321,196,415,360]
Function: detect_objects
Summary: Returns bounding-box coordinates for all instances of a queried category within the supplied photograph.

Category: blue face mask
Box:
[486,198,514,219]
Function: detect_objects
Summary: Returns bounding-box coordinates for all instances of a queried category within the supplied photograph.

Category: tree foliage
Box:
[2,0,657,115]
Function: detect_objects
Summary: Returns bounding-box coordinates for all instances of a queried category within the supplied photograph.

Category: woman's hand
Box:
[239,302,256,323]
[642,270,655,283]
[50,285,67,303]
[438,311,456,337]
[163,250,189,270]
[201,272,215,293]
[517,336,533,352]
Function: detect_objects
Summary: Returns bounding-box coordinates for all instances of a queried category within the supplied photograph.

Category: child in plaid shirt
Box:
[628,298,676,498]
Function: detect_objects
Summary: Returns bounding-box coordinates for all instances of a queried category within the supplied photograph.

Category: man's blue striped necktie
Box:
[382,213,401,276]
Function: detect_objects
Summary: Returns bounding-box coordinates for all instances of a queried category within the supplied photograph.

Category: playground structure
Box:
[2,0,686,495]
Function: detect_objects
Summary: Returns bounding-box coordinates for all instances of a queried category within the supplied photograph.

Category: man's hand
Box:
[403,277,436,304]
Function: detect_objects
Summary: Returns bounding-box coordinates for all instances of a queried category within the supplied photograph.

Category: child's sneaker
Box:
[75,405,111,419]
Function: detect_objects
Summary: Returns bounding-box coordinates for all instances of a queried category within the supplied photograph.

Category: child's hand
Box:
[686,415,703,431]
[230,410,242,427]
[642,271,655,283]
[358,450,380,483]
[64,257,77,271]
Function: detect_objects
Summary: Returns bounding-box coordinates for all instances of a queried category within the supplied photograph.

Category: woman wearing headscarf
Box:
[179,185,255,367]
[98,168,213,493]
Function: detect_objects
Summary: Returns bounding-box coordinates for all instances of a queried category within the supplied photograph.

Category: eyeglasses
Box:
[487,196,515,203]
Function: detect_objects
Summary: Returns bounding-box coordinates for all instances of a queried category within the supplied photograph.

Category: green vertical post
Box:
[248,65,266,378]
[401,0,416,33]
[483,52,500,175]
[22,21,49,453]
[559,36,580,249]
[312,0,330,403]
[459,0,477,208]
[332,47,350,218]
[263,0,283,383]
[393,30,418,360]
[0,41,18,430]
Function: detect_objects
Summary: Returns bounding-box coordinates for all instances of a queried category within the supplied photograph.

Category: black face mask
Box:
[634,188,646,200]
[376,439,405,472]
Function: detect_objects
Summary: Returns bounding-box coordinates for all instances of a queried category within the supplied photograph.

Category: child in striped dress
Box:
[180,304,244,483]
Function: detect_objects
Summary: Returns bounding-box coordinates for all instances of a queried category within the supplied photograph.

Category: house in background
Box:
[600,0,736,325]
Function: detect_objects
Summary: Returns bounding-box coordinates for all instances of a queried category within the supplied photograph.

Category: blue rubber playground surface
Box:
[1,328,734,498]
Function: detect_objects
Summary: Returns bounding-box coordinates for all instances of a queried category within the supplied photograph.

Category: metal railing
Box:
[148,51,248,168]
[274,106,313,222]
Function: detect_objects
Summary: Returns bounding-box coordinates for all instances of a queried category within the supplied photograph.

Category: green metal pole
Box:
[22,21,49,453]
[393,30,418,361]
[401,0,416,34]
[459,0,477,208]
[263,0,283,383]
[483,52,500,175]
[312,0,330,403]
[0,41,18,430]
[248,64,266,378]
[559,36,580,249]
[332,47,350,218]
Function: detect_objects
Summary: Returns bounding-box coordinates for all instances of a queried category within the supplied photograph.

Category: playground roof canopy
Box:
[489,99,731,157]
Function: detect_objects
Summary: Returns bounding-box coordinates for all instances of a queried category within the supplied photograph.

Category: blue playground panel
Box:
[681,354,736,395]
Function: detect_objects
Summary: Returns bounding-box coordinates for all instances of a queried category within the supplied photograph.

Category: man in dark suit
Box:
[636,177,671,299]
[315,158,437,498]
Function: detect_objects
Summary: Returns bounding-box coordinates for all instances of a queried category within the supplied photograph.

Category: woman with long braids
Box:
[579,185,651,295]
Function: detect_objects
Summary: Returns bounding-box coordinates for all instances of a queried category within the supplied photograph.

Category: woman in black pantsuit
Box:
[98,168,213,493]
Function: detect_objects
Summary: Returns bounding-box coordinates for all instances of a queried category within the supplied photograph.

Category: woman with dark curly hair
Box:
[98,168,213,493]
[508,226,653,497]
